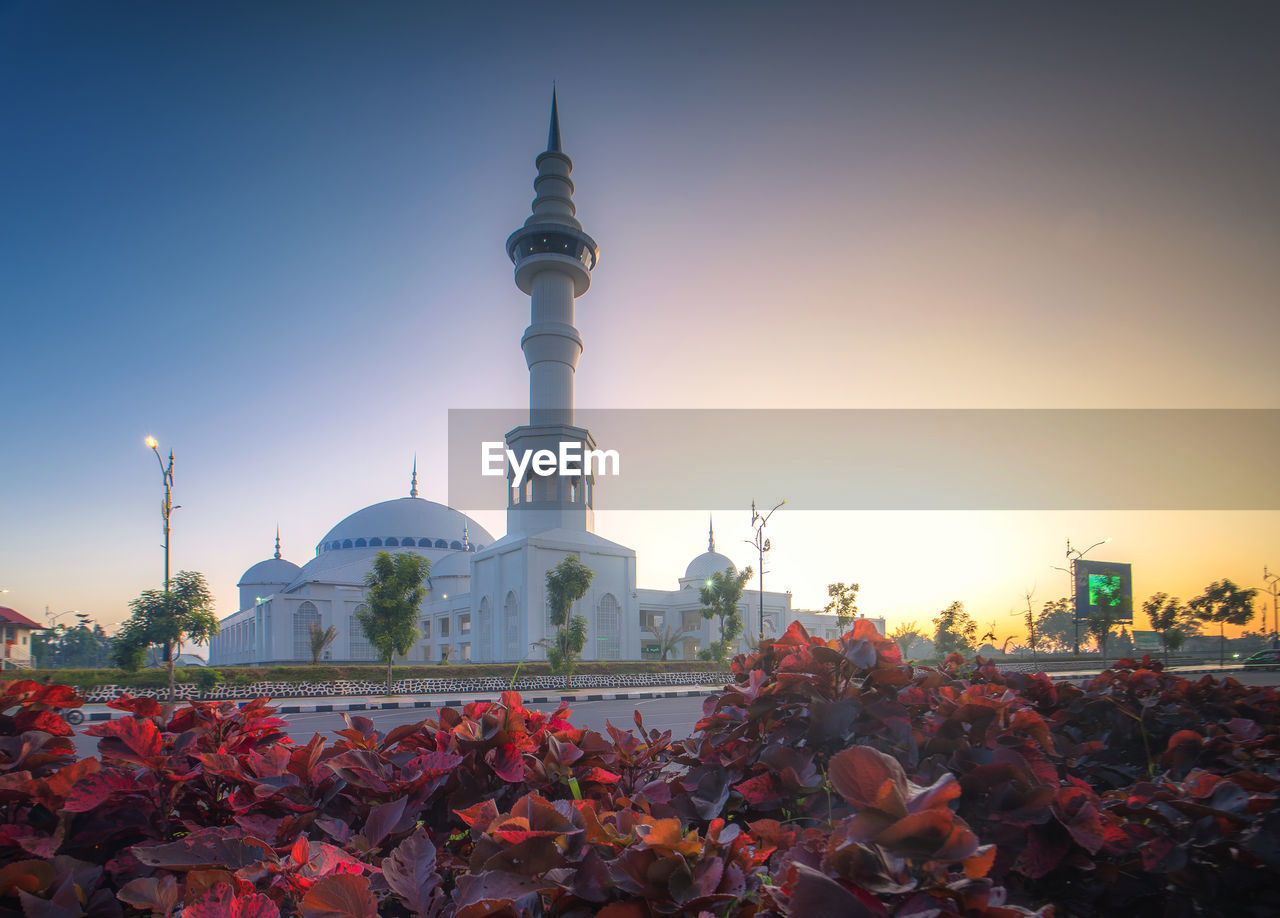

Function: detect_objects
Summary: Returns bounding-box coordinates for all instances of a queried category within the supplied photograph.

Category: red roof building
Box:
[0,606,42,669]
[0,607,42,630]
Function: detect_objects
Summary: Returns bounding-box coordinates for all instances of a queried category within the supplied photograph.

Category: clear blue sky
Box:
[2,2,1278,635]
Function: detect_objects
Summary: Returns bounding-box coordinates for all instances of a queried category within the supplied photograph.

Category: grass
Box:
[17,659,728,689]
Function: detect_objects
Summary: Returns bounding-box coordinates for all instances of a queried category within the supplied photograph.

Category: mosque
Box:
[208,98,862,667]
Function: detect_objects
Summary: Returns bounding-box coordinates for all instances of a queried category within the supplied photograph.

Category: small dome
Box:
[428,551,472,579]
[683,551,737,585]
[238,557,301,587]
[681,515,737,585]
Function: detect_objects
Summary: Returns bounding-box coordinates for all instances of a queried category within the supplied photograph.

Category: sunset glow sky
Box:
[3,2,1278,643]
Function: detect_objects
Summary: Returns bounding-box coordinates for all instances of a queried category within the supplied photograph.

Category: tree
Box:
[1036,598,1075,653]
[1143,592,1187,663]
[112,570,218,702]
[645,624,686,661]
[1189,579,1257,667]
[889,621,926,659]
[308,623,338,665]
[33,615,112,669]
[1019,590,1041,660]
[932,601,977,658]
[823,582,860,629]
[979,618,1000,653]
[1114,626,1134,657]
[355,552,429,694]
[700,566,753,664]
[544,555,594,675]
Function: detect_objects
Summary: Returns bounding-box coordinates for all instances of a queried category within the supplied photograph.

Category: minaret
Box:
[504,92,601,535]
[708,515,715,552]
[506,90,598,423]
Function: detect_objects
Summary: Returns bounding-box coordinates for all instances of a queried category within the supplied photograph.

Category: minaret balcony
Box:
[506,224,598,296]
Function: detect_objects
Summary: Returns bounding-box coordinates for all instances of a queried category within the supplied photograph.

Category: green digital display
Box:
[1074,560,1134,623]
[1088,573,1123,607]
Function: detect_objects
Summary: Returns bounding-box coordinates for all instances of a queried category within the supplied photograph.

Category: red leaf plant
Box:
[2,629,1278,917]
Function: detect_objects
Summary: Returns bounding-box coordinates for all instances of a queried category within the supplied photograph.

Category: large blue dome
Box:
[314,497,494,556]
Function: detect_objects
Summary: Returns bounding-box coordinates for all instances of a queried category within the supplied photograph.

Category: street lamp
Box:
[46,608,83,627]
[145,437,178,590]
[1262,566,1279,648]
[1065,537,1111,654]
[746,499,785,642]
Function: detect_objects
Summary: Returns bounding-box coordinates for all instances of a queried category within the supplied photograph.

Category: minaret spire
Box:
[708,515,715,552]
[274,526,281,560]
[410,455,419,498]
[504,93,600,536]
[547,88,562,153]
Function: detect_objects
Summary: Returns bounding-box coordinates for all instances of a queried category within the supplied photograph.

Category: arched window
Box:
[293,602,321,661]
[417,538,432,547]
[349,614,376,660]
[385,538,399,547]
[503,591,519,661]
[597,594,621,660]
[402,538,415,547]
[477,597,492,663]
[342,539,353,549]
[449,540,462,550]
[434,539,448,549]
[369,537,383,547]
[354,538,367,548]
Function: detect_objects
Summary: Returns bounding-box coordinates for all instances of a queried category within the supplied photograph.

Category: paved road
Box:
[68,668,1280,760]
[277,694,708,746]
[68,694,710,759]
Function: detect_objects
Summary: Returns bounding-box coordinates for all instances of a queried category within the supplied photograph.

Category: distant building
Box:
[0,607,42,669]
[147,653,206,668]
[209,98,858,667]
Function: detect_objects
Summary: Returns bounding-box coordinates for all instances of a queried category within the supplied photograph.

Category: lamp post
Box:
[45,608,82,627]
[1065,537,1111,655]
[1263,566,1279,649]
[747,499,785,642]
[145,437,178,590]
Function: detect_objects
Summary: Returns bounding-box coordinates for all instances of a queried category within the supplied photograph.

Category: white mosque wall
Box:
[469,531,637,664]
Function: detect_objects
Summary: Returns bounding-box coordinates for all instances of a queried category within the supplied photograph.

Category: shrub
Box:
[2,621,1277,916]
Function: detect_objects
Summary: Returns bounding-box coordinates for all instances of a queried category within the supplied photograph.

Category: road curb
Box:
[76,670,1256,721]
[79,687,722,721]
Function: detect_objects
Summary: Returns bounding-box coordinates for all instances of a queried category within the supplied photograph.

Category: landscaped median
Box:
[22,660,734,703]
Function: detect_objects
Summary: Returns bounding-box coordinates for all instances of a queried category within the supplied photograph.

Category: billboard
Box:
[1073,560,1133,624]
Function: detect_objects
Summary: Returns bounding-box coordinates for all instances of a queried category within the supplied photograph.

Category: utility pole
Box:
[1065,537,1111,655]
[145,437,178,590]
[747,499,785,642]
[1264,566,1279,649]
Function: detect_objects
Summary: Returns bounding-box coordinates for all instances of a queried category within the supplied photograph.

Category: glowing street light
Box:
[145,437,179,590]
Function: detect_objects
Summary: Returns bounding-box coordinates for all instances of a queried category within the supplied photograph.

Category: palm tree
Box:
[308,623,338,665]
[645,624,686,661]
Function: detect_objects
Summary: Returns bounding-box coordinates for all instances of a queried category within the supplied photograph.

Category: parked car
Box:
[1242,648,1280,670]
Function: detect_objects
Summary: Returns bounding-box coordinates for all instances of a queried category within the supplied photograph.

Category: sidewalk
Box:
[75,685,724,722]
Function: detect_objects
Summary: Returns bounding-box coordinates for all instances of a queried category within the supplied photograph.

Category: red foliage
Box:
[2,631,1279,915]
